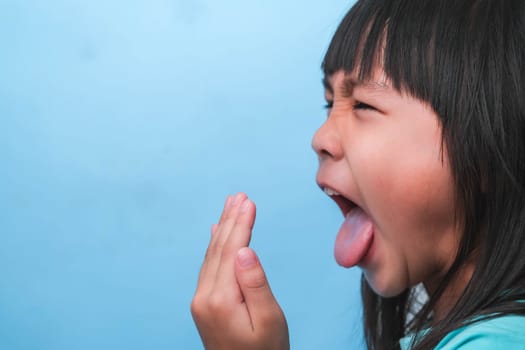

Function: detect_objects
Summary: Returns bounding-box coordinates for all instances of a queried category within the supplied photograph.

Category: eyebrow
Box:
[322,75,390,96]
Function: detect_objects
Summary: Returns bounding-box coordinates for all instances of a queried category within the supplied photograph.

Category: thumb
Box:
[235,247,282,326]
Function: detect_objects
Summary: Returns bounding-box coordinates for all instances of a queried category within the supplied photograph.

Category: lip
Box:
[317,181,359,218]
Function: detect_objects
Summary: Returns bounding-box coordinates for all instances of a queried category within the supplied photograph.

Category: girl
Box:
[191,0,525,349]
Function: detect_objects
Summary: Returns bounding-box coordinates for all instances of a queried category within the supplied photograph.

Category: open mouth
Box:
[320,184,375,268]
[321,186,358,217]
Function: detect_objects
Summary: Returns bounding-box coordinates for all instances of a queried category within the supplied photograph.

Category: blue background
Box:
[0,0,364,349]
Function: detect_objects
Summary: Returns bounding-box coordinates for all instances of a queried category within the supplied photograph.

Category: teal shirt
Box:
[399,315,525,349]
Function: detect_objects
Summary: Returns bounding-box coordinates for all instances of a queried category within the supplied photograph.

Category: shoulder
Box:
[435,314,525,350]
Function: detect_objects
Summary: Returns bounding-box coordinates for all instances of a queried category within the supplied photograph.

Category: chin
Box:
[363,270,407,298]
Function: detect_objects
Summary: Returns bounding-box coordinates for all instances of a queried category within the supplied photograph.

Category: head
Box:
[313,0,525,348]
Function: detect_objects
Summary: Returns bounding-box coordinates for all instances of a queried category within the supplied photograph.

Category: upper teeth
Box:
[324,187,340,196]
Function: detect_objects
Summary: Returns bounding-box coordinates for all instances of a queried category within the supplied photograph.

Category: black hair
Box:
[322,0,525,349]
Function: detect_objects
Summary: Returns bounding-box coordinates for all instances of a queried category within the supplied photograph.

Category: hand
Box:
[191,193,289,350]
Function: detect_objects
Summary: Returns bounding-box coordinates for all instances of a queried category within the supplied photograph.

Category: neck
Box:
[424,261,475,323]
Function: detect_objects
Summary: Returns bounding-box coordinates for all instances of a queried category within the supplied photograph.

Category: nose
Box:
[311,116,343,161]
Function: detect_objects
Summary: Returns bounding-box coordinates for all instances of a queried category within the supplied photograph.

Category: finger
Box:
[195,195,234,294]
[203,194,236,264]
[214,193,248,249]
[201,193,247,289]
[234,247,283,329]
[221,198,256,260]
[211,224,219,236]
[208,195,233,249]
[217,196,233,229]
[214,198,256,291]
[195,223,220,289]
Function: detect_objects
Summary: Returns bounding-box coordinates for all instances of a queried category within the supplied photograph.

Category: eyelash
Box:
[353,102,375,110]
[323,101,375,111]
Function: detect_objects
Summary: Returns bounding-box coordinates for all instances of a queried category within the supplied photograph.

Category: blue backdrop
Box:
[0,1,364,349]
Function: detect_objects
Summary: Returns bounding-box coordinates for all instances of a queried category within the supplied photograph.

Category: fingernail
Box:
[225,195,232,208]
[237,247,256,268]
[233,193,244,205]
[240,199,250,212]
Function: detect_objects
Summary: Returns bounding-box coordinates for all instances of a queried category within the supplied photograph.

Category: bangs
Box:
[322,0,472,103]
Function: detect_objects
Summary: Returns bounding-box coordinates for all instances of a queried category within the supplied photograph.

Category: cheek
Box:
[359,153,457,295]
[354,120,455,231]
[371,153,455,237]
[357,135,457,263]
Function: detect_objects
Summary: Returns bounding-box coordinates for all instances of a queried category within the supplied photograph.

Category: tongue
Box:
[334,207,374,268]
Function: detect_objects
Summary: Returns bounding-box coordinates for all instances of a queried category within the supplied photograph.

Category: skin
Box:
[191,68,473,347]
[313,69,465,303]
[191,192,289,350]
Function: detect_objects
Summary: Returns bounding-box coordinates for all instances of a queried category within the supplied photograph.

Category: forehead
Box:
[323,70,390,95]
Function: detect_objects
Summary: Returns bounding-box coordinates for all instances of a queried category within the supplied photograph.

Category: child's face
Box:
[313,70,460,297]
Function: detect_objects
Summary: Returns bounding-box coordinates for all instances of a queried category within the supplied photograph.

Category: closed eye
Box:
[353,101,375,110]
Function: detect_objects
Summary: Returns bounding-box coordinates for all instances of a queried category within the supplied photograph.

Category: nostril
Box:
[315,149,334,164]
[320,149,332,158]
[312,135,332,158]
